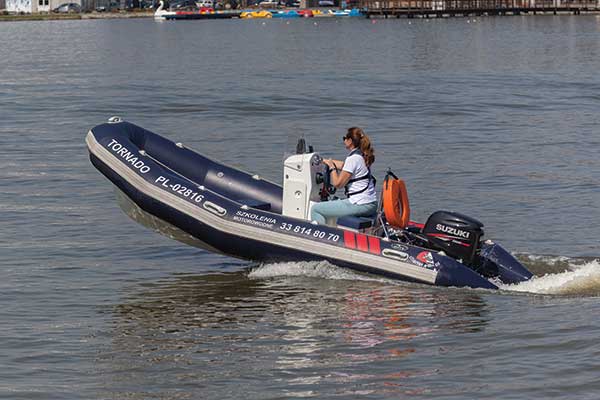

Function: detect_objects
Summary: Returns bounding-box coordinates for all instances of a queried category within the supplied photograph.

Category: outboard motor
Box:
[422,211,484,266]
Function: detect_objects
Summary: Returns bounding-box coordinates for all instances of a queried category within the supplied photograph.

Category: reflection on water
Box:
[102,271,489,398]
[341,288,489,348]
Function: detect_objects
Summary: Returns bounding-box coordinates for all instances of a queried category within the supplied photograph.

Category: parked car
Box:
[318,0,334,5]
[169,0,197,9]
[257,0,279,7]
[214,0,238,9]
[140,0,155,8]
[53,2,81,12]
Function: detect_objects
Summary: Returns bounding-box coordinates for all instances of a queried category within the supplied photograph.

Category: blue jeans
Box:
[310,199,378,225]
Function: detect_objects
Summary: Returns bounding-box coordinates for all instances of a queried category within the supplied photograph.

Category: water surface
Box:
[1,15,599,399]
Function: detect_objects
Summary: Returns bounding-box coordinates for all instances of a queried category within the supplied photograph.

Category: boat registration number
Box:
[278,223,340,242]
[155,176,205,203]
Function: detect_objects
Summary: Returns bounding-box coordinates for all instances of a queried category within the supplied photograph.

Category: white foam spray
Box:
[249,257,600,296]
[500,259,600,296]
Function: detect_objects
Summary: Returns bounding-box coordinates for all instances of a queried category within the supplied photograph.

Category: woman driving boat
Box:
[310,127,377,225]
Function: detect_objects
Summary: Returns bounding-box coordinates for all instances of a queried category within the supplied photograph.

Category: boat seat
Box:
[337,215,375,231]
[237,198,271,211]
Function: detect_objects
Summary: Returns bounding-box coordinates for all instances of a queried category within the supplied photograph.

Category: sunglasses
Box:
[342,136,350,142]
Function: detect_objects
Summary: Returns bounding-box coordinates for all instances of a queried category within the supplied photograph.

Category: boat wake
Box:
[250,256,600,296]
[248,261,389,283]
[500,257,600,296]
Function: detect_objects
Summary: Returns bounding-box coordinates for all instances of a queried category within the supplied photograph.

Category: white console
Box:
[282,153,325,220]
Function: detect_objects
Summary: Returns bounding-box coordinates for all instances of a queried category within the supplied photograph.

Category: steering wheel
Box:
[318,164,337,200]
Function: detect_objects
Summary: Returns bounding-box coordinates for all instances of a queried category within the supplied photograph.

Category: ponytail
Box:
[360,134,375,168]
[346,127,375,167]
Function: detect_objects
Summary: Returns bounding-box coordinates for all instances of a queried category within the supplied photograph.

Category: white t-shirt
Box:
[342,152,377,205]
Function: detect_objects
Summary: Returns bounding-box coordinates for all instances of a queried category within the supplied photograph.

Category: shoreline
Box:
[0,11,154,22]
[1,7,598,22]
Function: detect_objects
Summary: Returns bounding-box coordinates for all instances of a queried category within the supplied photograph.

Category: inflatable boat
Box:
[86,118,533,289]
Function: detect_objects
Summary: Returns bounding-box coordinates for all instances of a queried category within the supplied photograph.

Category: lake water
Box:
[1,14,599,399]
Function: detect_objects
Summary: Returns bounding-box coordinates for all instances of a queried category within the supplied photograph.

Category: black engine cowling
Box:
[422,211,484,266]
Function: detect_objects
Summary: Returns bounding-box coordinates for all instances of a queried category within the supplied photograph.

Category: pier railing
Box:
[358,0,600,15]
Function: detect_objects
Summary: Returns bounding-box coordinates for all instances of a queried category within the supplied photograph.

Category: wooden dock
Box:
[358,0,600,17]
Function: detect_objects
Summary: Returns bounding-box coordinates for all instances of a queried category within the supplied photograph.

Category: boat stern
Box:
[434,254,498,290]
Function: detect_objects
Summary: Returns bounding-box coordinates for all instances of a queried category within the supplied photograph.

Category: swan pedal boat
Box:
[154,0,237,20]
[86,118,533,290]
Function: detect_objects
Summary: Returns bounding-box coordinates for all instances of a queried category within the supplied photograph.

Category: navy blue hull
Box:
[92,151,442,285]
[84,119,530,290]
[91,153,305,263]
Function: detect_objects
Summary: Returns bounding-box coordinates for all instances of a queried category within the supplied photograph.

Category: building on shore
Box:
[5,0,90,12]
[6,0,34,12]
[0,0,5,10]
